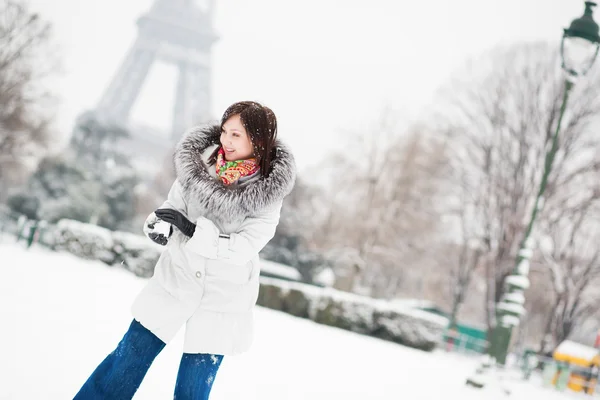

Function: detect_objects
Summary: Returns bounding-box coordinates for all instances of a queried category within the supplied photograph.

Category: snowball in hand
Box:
[153,219,171,236]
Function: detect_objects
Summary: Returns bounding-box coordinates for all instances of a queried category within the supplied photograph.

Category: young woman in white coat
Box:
[74,101,296,400]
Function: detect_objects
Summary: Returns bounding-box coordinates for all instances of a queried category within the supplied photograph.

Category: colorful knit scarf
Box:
[215,147,259,185]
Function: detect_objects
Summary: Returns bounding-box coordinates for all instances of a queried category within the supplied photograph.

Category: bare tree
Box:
[364,128,451,299]
[445,170,486,329]
[534,195,600,352]
[0,0,56,199]
[309,112,452,299]
[433,42,600,333]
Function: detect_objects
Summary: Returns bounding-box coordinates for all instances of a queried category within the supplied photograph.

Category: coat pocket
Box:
[199,259,256,313]
[204,259,253,285]
[153,250,197,300]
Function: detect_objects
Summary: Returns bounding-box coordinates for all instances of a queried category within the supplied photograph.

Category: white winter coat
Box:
[131,125,296,355]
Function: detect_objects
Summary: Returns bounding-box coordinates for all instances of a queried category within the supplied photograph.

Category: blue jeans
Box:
[73,319,224,400]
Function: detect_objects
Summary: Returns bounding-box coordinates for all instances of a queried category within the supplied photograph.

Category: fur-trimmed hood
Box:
[174,125,296,222]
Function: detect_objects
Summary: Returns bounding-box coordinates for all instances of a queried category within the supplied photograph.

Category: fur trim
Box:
[174,125,296,221]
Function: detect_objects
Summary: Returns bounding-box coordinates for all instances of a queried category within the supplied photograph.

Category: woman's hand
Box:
[155,208,196,238]
[143,212,173,246]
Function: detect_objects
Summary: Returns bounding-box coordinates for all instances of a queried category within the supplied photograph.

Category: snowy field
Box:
[0,238,589,400]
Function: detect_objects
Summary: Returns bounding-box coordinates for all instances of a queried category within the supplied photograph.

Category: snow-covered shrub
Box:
[282,288,312,318]
[37,222,57,247]
[258,277,446,351]
[313,267,335,287]
[0,205,19,236]
[256,282,288,311]
[261,240,330,284]
[372,307,447,351]
[32,218,446,351]
[312,292,376,334]
[38,218,161,277]
[50,219,115,264]
[112,231,161,278]
[6,192,39,220]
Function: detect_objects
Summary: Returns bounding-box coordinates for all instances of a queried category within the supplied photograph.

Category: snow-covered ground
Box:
[0,239,588,399]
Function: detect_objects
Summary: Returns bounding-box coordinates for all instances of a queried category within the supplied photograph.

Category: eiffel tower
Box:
[96,0,218,141]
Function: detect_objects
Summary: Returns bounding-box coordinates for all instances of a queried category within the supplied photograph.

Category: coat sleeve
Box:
[184,201,283,266]
[159,180,189,214]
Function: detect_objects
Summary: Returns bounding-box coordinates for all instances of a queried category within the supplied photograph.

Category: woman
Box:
[74,101,296,399]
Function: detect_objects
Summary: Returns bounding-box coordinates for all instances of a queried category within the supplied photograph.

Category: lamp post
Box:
[466,1,600,389]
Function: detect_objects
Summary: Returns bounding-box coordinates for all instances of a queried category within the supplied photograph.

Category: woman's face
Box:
[220,114,254,161]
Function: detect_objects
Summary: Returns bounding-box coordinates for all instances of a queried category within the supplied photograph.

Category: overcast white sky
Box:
[29,0,589,171]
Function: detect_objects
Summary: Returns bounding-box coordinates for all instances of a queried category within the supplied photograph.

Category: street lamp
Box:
[562,2,600,79]
[466,1,600,389]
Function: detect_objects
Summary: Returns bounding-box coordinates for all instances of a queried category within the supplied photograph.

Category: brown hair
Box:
[210,101,278,177]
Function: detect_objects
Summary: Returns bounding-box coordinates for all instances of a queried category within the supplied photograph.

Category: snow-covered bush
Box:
[48,219,115,264]
[112,231,161,278]
[31,217,446,350]
[282,287,312,318]
[261,238,330,285]
[257,277,447,351]
[40,219,160,277]
[257,281,287,311]
[311,291,377,334]
[0,204,19,235]
[372,307,447,351]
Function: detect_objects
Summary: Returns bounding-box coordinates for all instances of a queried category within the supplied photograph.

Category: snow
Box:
[48,219,116,264]
[57,218,113,245]
[502,292,526,305]
[313,267,335,287]
[152,219,171,236]
[259,259,301,281]
[260,277,448,329]
[497,302,527,316]
[381,302,449,326]
[554,340,600,362]
[390,298,439,310]
[0,240,584,400]
[517,259,530,275]
[259,275,324,298]
[505,275,530,289]
[518,248,534,258]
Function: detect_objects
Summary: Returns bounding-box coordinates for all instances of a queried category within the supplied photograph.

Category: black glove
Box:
[148,231,169,246]
[154,208,196,238]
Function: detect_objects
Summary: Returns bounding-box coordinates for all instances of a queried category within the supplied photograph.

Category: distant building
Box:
[91,0,218,177]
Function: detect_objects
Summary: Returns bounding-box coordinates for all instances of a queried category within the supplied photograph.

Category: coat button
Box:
[195,271,202,278]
